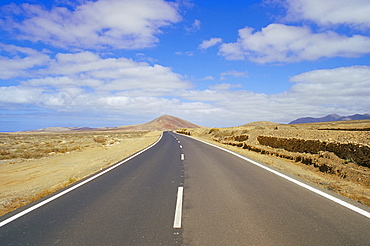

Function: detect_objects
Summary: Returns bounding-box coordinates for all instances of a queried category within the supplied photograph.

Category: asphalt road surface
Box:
[1,131,369,245]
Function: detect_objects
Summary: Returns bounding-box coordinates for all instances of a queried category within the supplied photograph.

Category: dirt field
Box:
[0,131,161,216]
[177,120,370,207]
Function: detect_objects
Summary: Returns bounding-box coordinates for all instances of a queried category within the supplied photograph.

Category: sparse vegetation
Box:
[0,131,145,161]
[0,130,158,216]
[208,128,219,134]
[93,136,107,144]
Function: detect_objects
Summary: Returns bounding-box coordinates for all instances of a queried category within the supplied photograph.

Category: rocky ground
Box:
[177,120,370,206]
[0,131,161,216]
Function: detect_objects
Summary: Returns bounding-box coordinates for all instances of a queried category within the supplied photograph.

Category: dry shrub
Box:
[93,136,107,143]
[0,131,141,162]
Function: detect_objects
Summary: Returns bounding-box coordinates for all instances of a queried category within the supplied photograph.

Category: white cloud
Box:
[289,66,370,100]
[24,76,103,89]
[92,63,192,93]
[179,66,370,125]
[0,86,44,104]
[26,51,192,93]
[2,0,181,49]
[174,51,194,56]
[185,19,201,33]
[209,83,242,90]
[284,0,370,28]
[276,66,370,117]
[135,53,158,63]
[0,48,193,114]
[1,61,369,126]
[1,44,369,126]
[0,43,50,79]
[290,66,370,85]
[220,70,248,80]
[199,37,223,50]
[219,24,370,63]
[93,96,219,116]
[199,76,215,81]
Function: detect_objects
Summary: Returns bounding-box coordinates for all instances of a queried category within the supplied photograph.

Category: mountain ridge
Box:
[117,114,200,131]
[29,115,200,132]
[289,113,370,124]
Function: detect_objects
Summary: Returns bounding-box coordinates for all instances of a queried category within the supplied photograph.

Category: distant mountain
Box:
[30,115,199,132]
[289,114,370,124]
[118,114,200,131]
[32,126,95,132]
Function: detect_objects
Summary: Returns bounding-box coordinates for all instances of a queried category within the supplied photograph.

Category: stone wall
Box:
[257,136,370,168]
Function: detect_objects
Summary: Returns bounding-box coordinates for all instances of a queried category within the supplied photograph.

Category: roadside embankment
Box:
[176,120,370,206]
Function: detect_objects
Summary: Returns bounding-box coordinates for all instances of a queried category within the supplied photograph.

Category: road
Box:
[1,131,369,245]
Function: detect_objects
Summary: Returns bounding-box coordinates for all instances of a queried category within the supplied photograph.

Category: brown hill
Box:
[28,115,199,132]
[118,114,200,131]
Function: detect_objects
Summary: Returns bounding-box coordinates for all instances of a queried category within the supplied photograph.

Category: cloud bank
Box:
[1,0,181,49]
[283,0,370,28]
[216,0,370,63]
[219,24,370,63]
[0,0,369,129]
[1,44,369,126]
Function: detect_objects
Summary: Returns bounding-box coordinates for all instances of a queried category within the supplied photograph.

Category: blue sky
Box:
[1,0,370,131]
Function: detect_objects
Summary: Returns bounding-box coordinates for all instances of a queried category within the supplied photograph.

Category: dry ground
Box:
[0,131,161,216]
[1,120,369,217]
[177,120,370,207]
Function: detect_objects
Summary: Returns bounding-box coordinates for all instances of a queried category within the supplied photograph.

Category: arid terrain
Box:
[0,131,161,216]
[177,119,370,206]
[1,116,369,217]
[0,114,197,216]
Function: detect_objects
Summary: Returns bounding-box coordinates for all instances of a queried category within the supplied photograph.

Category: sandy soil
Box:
[0,131,161,216]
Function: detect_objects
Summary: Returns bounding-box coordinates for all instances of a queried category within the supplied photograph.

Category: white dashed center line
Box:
[173,186,184,228]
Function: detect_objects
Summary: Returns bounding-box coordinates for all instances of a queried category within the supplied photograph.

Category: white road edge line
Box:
[180,134,370,220]
[0,133,164,228]
[173,186,184,228]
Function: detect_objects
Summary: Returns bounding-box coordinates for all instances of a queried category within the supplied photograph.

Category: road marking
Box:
[0,133,164,228]
[181,154,184,160]
[180,145,182,148]
[183,135,370,220]
[173,186,184,228]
